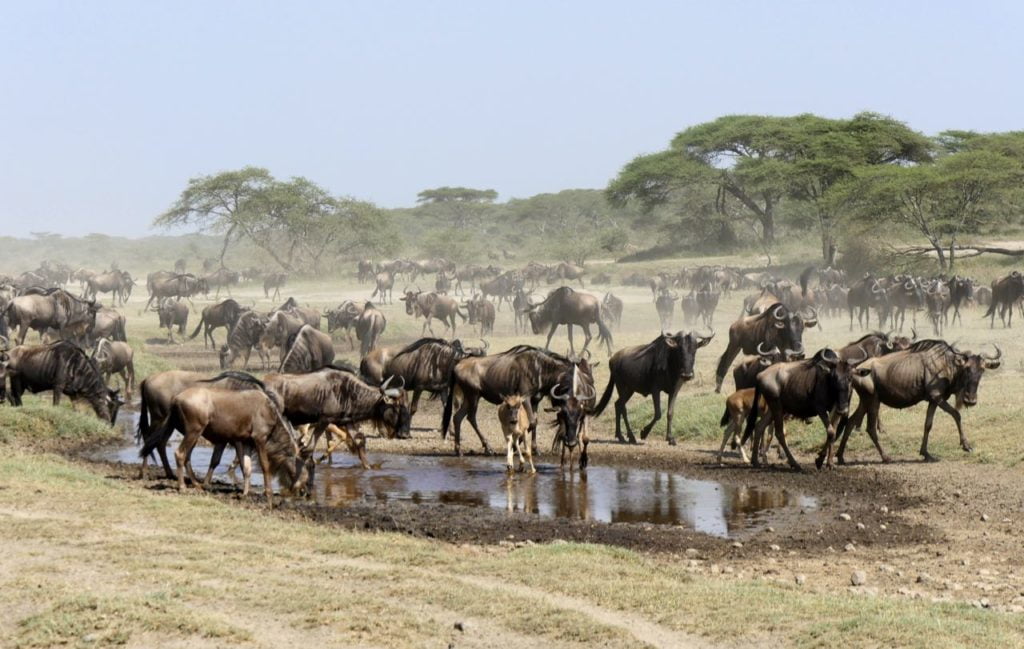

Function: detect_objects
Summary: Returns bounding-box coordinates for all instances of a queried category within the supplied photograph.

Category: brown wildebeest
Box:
[481,270,523,310]
[85,270,134,306]
[548,390,590,471]
[717,388,768,464]
[600,293,623,329]
[512,288,533,333]
[274,297,321,329]
[463,295,495,336]
[4,340,123,423]
[219,310,270,370]
[744,347,864,471]
[145,273,207,309]
[325,300,366,350]
[141,375,311,507]
[190,299,244,349]
[410,258,455,281]
[359,337,487,425]
[280,325,335,373]
[89,307,127,343]
[91,338,135,399]
[261,308,307,363]
[357,259,375,284]
[355,302,386,356]
[714,303,816,393]
[400,289,466,337]
[442,345,593,456]
[203,267,240,299]
[594,331,714,445]
[696,283,719,328]
[72,268,97,292]
[154,298,189,342]
[654,289,678,330]
[174,258,187,273]
[5,289,99,345]
[525,286,613,355]
[731,343,803,391]
[836,340,1001,464]
[983,271,1024,328]
[498,395,535,474]
[847,274,890,331]
[370,270,395,304]
[547,262,586,288]
[948,275,974,327]
[264,273,288,300]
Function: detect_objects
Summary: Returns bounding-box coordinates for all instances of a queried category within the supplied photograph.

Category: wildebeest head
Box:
[953,345,1002,407]
[812,346,865,417]
[553,395,585,449]
[770,303,815,347]
[662,330,715,380]
[398,288,422,316]
[105,388,125,426]
[376,375,411,438]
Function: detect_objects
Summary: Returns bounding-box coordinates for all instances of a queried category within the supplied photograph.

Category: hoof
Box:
[881,455,893,464]
[921,453,939,463]
[666,437,677,446]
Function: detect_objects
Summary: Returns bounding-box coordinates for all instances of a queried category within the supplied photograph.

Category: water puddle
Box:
[104,411,815,538]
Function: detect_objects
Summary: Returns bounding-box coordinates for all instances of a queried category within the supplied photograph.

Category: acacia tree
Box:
[416,186,498,228]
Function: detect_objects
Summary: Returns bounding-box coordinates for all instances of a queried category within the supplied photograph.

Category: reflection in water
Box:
[101,424,816,538]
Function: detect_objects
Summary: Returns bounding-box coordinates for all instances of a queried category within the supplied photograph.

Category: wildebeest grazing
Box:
[837,340,1001,464]
[594,331,713,445]
[525,286,613,355]
[91,338,135,399]
[4,340,123,423]
[714,303,816,393]
[85,270,134,306]
[218,310,269,370]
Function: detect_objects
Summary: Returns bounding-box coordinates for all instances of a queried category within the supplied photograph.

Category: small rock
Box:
[879,524,888,531]
[981,514,990,522]
[723,566,734,574]
[684,548,700,558]
[767,526,775,533]
[709,563,721,574]
[879,505,889,514]
[454,621,466,632]
[851,571,867,586]
[844,543,857,552]
[769,544,781,552]
[856,523,866,531]
[795,574,807,585]
[731,541,743,549]
[917,573,933,584]
[960,558,970,567]
[839,513,852,521]
[82,635,98,644]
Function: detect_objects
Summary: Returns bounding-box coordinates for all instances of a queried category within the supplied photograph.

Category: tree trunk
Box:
[761,196,775,245]
[218,224,237,266]
[931,239,947,269]
[948,241,956,272]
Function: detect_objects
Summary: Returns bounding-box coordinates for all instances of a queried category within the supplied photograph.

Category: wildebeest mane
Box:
[850,331,889,345]
[635,334,674,375]
[908,339,959,355]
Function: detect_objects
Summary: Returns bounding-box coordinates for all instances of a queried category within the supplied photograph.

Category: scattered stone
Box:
[454,622,466,632]
[879,505,889,514]
[839,513,852,521]
[981,514,990,522]
[960,558,970,567]
[81,635,97,644]
[709,564,721,575]
[851,570,867,586]
[844,543,857,552]
[723,566,735,574]
[917,573,933,584]
[795,574,807,586]
[879,524,888,531]
[767,526,775,533]
[856,523,866,531]
[769,544,781,552]
[731,541,743,549]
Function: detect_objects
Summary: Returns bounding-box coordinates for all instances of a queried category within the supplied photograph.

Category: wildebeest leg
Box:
[772,409,802,471]
[526,396,540,456]
[544,323,559,351]
[465,397,493,455]
[813,408,838,470]
[255,441,276,507]
[717,420,736,464]
[836,401,866,464]
[641,392,661,440]
[409,389,422,417]
[505,429,515,473]
[919,401,940,462]
[615,391,638,444]
[452,398,471,455]
[863,403,892,463]
[566,324,576,354]
[202,442,227,488]
[936,398,971,453]
[236,443,253,495]
[174,422,202,492]
[665,387,681,445]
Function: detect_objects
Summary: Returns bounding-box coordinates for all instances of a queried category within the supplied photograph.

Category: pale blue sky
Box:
[2,1,1022,237]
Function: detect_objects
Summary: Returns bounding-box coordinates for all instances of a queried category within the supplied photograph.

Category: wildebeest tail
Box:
[742,384,761,447]
[114,316,127,342]
[593,374,615,417]
[136,380,150,443]
[441,367,458,439]
[720,404,730,428]
[188,314,205,340]
[140,402,177,459]
[596,317,613,353]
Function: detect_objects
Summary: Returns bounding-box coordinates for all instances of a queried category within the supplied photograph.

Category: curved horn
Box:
[821,348,839,364]
[983,344,1002,361]
[847,344,868,365]
[550,383,569,401]
[904,280,914,290]
[871,283,884,294]
[381,375,394,391]
[757,342,779,356]
[394,375,406,390]
[480,338,490,351]
[772,304,785,320]
[577,382,597,400]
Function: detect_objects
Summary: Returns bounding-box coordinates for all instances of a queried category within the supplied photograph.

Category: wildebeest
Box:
[174,258,187,274]
[680,290,699,325]
[3,341,123,423]
[594,331,714,445]
[90,307,127,344]
[400,289,466,336]
[153,298,189,342]
[91,338,135,399]
[847,274,888,331]
[948,275,973,327]
[145,272,207,309]
[218,310,270,370]
[356,259,375,284]
[85,270,134,306]
[360,337,487,423]
[280,325,335,373]
[744,347,864,471]
[261,308,308,363]
[370,270,395,304]
[435,270,452,294]
[983,271,1024,328]
[547,262,586,288]
[696,283,720,328]
[141,375,311,507]
[190,299,244,349]
[836,340,1001,464]
[203,267,240,299]
[731,343,802,391]
[717,388,767,464]
[410,258,456,281]
[498,395,535,474]
[549,390,590,470]
[454,264,501,295]
[442,345,593,455]
[600,293,623,330]
[512,288,534,333]
[525,286,613,355]
[463,295,496,336]
[714,303,816,393]
[355,302,386,356]
[481,270,524,310]
[264,273,288,300]
[325,300,366,350]
[5,289,99,345]
[654,289,678,330]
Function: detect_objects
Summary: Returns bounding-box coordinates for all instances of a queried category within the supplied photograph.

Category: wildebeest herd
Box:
[0,257,1014,508]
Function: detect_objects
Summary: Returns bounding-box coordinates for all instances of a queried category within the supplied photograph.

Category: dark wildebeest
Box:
[274,297,321,329]
[648,273,671,301]
[279,325,335,373]
[888,277,925,331]
[836,340,1001,464]
[696,283,719,328]
[593,331,714,445]
[454,264,501,296]
[145,273,207,309]
[357,259,375,284]
[174,258,187,274]
[680,290,699,325]
[261,308,308,364]
[713,303,816,393]
[85,270,134,306]
[203,267,240,299]
[141,374,311,507]
[525,287,613,355]
[5,289,99,345]
[325,300,366,350]
[847,274,889,331]
[91,338,135,399]
[190,299,244,349]
[983,271,1024,328]
[512,288,534,333]
[4,341,123,423]
[355,302,387,356]
[654,289,678,331]
[463,295,496,336]
[218,310,270,370]
[547,262,586,288]
[360,337,488,424]
[948,275,973,327]
[410,258,456,281]
[442,345,594,456]
[264,273,288,300]
[600,293,623,330]
[744,347,864,471]
[370,270,395,304]
[400,289,466,337]
[481,270,523,311]
[90,307,127,344]
[731,343,803,391]
[154,298,189,342]
[435,270,452,294]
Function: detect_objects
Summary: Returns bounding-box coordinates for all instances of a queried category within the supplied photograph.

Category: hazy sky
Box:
[2,1,1023,238]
